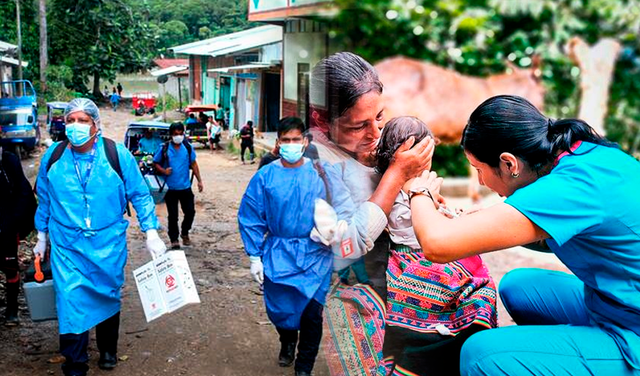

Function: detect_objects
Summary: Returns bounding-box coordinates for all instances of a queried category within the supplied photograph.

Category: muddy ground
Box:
[0,106,568,376]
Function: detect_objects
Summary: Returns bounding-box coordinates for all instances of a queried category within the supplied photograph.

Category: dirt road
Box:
[0,105,568,376]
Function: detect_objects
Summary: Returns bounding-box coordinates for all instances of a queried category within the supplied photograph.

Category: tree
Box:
[0,0,40,82]
[48,0,156,96]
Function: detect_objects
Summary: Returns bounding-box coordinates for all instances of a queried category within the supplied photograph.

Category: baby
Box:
[374,116,498,376]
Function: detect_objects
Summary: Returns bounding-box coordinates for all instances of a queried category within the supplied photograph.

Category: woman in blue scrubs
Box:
[408,95,640,375]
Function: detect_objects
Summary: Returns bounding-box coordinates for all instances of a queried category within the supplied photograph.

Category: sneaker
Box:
[278,342,296,367]
[98,352,117,370]
[181,235,191,246]
[170,241,180,250]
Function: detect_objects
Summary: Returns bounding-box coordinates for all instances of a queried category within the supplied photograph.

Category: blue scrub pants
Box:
[460,268,640,375]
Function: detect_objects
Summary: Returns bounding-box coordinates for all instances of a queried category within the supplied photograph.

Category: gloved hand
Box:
[146,229,167,259]
[33,231,47,259]
[311,199,348,246]
[249,256,264,284]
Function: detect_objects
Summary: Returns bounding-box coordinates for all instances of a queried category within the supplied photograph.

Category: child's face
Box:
[278,129,308,148]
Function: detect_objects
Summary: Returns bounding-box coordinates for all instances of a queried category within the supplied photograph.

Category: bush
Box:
[42,65,76,102]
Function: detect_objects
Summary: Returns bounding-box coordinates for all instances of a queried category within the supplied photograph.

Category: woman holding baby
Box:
[310,52,497,376]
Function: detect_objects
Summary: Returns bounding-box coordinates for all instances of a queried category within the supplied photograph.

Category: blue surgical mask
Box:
[280,143,304,164]
[65,122,94,147]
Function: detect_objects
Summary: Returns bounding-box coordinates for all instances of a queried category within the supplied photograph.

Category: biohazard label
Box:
[165,274,176,290]
[341,239,354,258]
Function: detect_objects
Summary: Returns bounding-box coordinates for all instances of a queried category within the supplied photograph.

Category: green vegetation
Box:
[0,0,253,101]
[329,0,640,171]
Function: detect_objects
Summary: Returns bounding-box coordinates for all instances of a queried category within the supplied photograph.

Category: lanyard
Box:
[71,140,98,191]
[71,141,98,231]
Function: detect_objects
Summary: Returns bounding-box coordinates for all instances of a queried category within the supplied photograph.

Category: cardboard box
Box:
[133,251,200,322]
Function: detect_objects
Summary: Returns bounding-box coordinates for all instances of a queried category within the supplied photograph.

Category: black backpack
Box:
[158,140,193,167]
[47,138,123,180]
[46,138,130,215]
[158,140,194,185]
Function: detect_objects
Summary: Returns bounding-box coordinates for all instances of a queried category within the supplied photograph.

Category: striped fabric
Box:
[324,247,498,376]
[324,283,386,376]
[386,245,497,334]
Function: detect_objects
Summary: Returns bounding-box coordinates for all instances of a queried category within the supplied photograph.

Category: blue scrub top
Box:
[506,141,640,368]
[138,136,162,154]
[153,142,196,190]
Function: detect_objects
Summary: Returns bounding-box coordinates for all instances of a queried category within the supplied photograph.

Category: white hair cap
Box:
[64,98,101,128]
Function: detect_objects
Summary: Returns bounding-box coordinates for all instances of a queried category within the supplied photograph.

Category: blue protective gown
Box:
[35,136,159,334]
[238,159,354,330]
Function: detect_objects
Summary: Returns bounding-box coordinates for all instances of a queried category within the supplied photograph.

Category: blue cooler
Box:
[23,256,57,322]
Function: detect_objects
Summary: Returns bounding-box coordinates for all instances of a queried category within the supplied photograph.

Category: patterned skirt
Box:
[324,246,497,376]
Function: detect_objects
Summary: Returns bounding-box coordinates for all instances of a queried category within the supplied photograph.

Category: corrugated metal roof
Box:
[207,63,277,73]
[170,25,282,57]
[150,65,189,77]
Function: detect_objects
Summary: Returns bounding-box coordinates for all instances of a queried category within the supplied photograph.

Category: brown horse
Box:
[375,56,545,201]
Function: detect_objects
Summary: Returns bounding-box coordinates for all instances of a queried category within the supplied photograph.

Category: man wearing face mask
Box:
[154,122,203,249]
[258,119,320,170]
[34,98,166,376]
[238,118,355,376]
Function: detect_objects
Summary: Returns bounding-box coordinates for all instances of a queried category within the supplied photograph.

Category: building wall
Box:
[283,30,327,102]
[190,56,202,103]
[282,20,328,121]
[0,64,12,82]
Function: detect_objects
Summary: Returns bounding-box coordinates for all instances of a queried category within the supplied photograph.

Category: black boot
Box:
[4,281,19,326]
[278,342,296,367]
[98,352,117,370]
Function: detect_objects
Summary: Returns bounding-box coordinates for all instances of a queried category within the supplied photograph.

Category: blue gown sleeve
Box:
[323,162,355,222]
[323,162,387,261]
[238,171,268,257]
[117,144,159,232]
[34,144,57,233]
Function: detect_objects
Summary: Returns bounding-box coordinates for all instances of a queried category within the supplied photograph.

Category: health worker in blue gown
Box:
[238,117,355,376]
[33,98,167,376]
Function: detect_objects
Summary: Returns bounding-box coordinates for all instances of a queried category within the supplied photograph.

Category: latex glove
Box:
[33,231,47,259]
[146,229,167,259]
[311,199,340,245]
[249,256,264,284]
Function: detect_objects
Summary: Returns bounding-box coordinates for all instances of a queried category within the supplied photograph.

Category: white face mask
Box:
[172,135,184,144]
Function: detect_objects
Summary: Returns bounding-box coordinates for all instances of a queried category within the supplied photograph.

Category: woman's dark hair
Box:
[277,117,305,137]
[169,122,185,135]
[376,116,433,174]
[311,52,383,124]
[461,95,615,173]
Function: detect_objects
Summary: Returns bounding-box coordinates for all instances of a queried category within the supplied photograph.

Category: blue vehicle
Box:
[0,80,39,154]
[124,120,171,203]
[46,101,68,142]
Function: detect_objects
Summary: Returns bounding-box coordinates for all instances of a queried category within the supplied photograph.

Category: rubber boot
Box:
[5,281,19,326]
